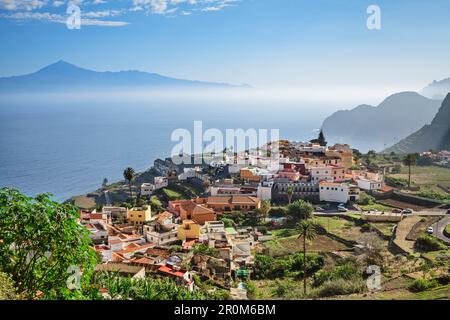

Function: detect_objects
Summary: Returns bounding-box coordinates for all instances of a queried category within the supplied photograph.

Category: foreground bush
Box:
[0,188,97,299]
[313,261,361,287]
[408,279,439,293]
[252,254,324,280]
[415,234,447,252]
[311,278,366,298]
[90,273,219,300]
[0,272,20,300]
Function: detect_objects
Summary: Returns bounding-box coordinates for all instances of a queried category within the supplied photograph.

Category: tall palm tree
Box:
[123,167,135,199]
[402,154,418,188]
[287,185,294,204]
[297,220,318,295]
[260,200,271,221]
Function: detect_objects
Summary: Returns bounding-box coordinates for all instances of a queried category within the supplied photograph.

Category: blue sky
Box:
[1,0,450,91]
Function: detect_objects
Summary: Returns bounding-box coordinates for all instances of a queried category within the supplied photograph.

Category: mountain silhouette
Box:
[385,93,450,153]
[0,60,244,92]
[321,91,442,152]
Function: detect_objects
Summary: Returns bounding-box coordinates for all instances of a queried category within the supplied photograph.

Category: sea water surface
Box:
[0,94,333,201]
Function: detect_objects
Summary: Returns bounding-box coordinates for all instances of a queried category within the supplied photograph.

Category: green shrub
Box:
[257,226,268,235]
[268,207,287,217]
[417,189,450,202]
[313,261,360,287]
[437,274,450,285]
[312,278,366,297]
[415,234,447,252]
[252,254,325,280]
[219,217,235,228]
[361,223,373,232]
[357,193,375,206]
[0,272,20,300]
[385,177,409,188]
[408,279,439,292]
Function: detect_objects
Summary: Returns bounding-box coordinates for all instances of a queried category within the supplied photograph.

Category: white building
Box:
[143,211,178,246]
[310,166,334,183]
[257,183,273,201]
[292,142,327,154]
[178,167,201,181]
[154,176,169,190]
[319,181,360,203]
[355,172,384,191]
[85,221,109,244]
[102,206,127,219]
[94,245,112,263]
[141,183,155,196]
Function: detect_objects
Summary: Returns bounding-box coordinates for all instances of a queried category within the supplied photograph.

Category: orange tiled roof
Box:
[158,265,186,278]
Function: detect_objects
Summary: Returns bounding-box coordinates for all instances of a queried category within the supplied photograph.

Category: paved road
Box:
[431,216,450,245]
[413,210,448,216]
[393,216,422,254]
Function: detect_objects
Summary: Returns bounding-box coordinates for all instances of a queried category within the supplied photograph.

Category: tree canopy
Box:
[286,200,314,222]
[0,188,97,299]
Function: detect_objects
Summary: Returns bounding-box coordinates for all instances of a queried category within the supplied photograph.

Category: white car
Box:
[338,207,349,212]
[427,227,434,234]
[402,208,414,215]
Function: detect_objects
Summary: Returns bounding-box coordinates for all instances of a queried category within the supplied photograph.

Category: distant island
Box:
[0,60,250,93]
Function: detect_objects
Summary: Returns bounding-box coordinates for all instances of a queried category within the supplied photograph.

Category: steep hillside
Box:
[385,93,450,153]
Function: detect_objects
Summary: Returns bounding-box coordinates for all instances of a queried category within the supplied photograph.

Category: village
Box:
[76,135,450,300]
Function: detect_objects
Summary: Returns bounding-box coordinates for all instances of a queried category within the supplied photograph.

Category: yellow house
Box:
[127,206,152,226]
[326,144,354,169]
[177,220,201,241]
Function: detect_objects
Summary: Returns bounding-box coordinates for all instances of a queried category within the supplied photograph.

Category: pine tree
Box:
[317,130,327,146]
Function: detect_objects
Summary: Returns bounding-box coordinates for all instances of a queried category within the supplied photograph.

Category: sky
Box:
[1,0,450,96]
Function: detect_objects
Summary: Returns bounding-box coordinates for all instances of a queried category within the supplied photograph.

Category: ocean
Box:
[0,94,334,202]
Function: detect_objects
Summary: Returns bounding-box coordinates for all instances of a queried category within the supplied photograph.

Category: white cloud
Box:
[0,10,129,26]
[0,0,241,28]
[83,9,122,18]
[0,0,48,11]
[52,0,64,7]
[130,0,238,15]
[81,18,128,26]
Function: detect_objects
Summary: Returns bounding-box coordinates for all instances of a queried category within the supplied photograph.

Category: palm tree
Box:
[287,185,294,204]
[403,154,418,188]
[123,167,135,199]
[297,220,318,295]
[260,200,271,221]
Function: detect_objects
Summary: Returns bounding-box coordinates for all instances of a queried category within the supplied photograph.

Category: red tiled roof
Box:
[158,265,186,278]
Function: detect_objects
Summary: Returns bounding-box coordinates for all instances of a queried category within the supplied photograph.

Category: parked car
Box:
[402,208,414,215]
[392,208,402,213]
[427,227,434,234]
[338,207,349,212]
[315,207,325,212]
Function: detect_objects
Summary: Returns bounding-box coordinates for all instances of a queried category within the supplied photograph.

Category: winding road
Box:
[431,216,450,245]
